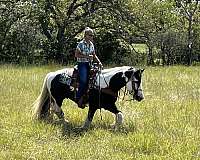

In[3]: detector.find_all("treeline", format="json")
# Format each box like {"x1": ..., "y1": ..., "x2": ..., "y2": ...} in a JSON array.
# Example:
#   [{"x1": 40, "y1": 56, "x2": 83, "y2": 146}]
[{"x1": 0, "y1": 0, "x2": 199, "y2": 66}]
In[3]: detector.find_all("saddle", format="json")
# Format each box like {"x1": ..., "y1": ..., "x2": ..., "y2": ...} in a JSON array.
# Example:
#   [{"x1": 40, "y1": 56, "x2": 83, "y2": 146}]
[
  {"x1": 70, "y1": 63, "x2": 100, "y2": 99},
  {"x1": 70, "y1": 64, "x2": 117, "y2": 99}
]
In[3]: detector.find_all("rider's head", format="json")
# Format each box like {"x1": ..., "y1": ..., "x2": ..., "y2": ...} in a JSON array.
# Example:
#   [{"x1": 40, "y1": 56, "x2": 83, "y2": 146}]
[{"x1": 84, "y1": 27, "x2": 94, "y2": 42}]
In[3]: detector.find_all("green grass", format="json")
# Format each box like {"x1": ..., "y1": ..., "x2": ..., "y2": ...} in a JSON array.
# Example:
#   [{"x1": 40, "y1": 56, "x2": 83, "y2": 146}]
[
  {"x1": 0, "y1": 65, "x2": 200, "y2": 159},
  {"x1": 132, "y1": 44, "x2": 147, "y2": 53}
]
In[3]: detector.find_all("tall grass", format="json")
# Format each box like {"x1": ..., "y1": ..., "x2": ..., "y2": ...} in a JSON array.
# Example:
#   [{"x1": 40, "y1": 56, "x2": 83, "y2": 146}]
[{"x1": 0, "y1": 65, "x2": 200, "y2": 159}]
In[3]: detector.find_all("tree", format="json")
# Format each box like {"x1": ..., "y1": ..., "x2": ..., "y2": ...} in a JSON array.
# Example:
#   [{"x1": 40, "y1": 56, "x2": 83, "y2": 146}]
[
  {"x1": 0, "y1": 0, "x2": 199, "y2": 65},
  {"x1": 0, "y1": 0, "x2": 41, "y2": 63},
  {"x1": 31, "y1": 0, "x2": 131, "y2": 63},
  {"x1": 122, "y1": 0, "x2": 175, "y2": 65},
  {"x1": 175, "y1": 0, "x2": 200, "y2": 65}
]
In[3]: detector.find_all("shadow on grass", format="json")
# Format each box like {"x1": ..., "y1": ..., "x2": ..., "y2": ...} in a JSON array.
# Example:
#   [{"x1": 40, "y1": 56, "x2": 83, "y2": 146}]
[
  {"x1": 60, "y1": 121, "x2": 88, "y2": 137},
  {"x1": 61, "y1": 121, "x2": 137, "y2": 137},
  {"x1": 39, "y1": 118, "x2": 137, "y2": 138},
  {"x1": 92, "y1": 122, "x2": 137, "y2": 135},
  {"x1": 44, "y1": 119, "x2": 88, "y2": 137}
]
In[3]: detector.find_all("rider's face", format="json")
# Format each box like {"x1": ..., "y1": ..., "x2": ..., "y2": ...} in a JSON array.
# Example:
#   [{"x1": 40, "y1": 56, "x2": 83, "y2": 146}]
[{"x1": 85, "y1": 31, "x2": 94, "y2": 41}]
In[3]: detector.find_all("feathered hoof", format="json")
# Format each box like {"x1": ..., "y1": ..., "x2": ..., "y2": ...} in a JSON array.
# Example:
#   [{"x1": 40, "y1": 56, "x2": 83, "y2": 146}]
[
  {"x1": 73, "y1": 126, "x2": 88, "y2": 133},
  {"x1": 64, "y1": 119, "x2": 69, "y2": 123},
  {"x1": 110, "y1": 123, "x2": 117, "y2": 130},
  {"x1": 110, "y1": 123, "x2": 123, "y2": 131}
]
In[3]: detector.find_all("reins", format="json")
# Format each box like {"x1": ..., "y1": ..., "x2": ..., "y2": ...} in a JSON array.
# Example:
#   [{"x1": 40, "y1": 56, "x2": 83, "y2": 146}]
[
  {"x1": 98, "y1": 67, "x2": 102, "y2": 120},
  {"x1": 93, "y1": 67, "x2": 143, "y2": 119},
  {"x1": 101, "y1": 71, "x2": 109, "y2": 87},
  {"x1": 118, "y1": 72, "x2": 143, "y2": 102}
]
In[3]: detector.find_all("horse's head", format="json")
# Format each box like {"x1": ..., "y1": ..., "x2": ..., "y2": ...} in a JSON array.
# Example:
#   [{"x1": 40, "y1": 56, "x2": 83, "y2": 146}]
[
  {"x1": 125, "y1": 68, "x2": 144, "y2": 102},
  {"x1": 98, "y1": 66, "x2": 144, "y2": 101}
]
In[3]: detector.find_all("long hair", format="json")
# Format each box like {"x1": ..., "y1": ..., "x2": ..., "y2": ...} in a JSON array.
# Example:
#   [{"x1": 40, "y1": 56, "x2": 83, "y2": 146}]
[{"x1": 32, "y1": 74, "x2": 49, "y2": 120}]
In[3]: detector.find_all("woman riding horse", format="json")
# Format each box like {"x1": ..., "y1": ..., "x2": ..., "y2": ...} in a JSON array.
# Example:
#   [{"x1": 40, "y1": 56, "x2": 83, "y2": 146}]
[
  {"x1": 32, "y1": 66, "x2": 144, "y2": 129},
  {"x1": 75, "y1": 27, "x2": 102, "y2": 108}
]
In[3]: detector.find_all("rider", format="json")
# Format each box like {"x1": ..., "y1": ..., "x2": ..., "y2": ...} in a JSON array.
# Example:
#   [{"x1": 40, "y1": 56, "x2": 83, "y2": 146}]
[{"x1": 75, "y1": 27, "x2": 103, "y2": 108}]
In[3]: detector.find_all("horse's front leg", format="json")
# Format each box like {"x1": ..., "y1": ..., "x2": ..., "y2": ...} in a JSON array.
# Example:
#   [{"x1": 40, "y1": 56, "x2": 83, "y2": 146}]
[
  {"x1": 106, "y1": 105, "x2": 124, "y2": 129},
  {"x1": 81, "y1": 107, "x2": 97, "y2": 129},
  {"x1": 113, "y1": 112, "x2": 124, "y2": 127}
]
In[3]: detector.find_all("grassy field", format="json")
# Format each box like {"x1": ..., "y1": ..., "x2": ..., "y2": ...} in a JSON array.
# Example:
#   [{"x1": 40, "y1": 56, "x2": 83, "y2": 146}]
[{"x1": 0, "y1": 65, "x2": 200, "y2": 160}]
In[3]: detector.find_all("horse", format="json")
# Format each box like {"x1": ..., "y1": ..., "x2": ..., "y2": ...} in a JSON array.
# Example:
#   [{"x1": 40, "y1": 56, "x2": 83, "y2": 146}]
[{"x1": 32, "y1": 66, "x2": 144, "y2": 129}]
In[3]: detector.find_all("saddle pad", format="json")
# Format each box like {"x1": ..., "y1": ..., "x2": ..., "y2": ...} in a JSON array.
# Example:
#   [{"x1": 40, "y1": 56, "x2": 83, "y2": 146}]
[{"x1": 59, "y1": 73, "x2": 72, "y2": 85}]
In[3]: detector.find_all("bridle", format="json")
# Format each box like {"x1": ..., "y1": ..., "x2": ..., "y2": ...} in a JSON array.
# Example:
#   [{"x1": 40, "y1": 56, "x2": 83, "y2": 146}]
[
  {"x1": 120, "y1": 71, "x2": 142, "y2": 101},
  {"x1": 94, "y1": 68, "x2": 143, "y2": 101}
]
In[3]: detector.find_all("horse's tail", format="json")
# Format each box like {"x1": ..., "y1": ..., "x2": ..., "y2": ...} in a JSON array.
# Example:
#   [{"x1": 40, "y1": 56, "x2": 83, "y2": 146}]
[{"x1": 32, "y1": 74, "x2": 50, "y2": 120}]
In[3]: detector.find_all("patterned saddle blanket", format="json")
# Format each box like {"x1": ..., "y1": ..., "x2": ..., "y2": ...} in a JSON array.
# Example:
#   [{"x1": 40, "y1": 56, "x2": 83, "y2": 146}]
[{"x1": 58, "y1": 64, "x2": 100, "y2": 90}]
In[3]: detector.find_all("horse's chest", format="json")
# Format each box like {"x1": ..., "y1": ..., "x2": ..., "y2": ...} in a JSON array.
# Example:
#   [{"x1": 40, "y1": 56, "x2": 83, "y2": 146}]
[{"x1": 89, "y1": 89, "x2": 117, "y2": 107}]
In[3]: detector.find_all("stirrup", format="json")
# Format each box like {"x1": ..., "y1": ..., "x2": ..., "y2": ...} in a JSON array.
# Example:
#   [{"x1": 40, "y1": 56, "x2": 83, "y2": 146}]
[{"x1": 77, "y1": 97, "x2": 85, "y2": 109}]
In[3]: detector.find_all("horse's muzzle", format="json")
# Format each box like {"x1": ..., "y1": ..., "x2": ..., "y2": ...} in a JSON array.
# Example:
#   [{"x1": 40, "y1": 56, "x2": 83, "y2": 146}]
[{"x1": 133, "y1": 90, "x2": 144, "y2": 102}]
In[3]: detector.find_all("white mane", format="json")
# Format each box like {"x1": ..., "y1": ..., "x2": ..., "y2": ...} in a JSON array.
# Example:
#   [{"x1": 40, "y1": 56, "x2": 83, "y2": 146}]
[{"x1": 96, "y1": 66, "x2": 134, "y2": 88}]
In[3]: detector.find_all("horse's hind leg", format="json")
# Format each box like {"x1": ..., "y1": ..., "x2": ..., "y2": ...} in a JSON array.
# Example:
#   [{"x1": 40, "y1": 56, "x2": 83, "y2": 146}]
[
  {"x1": 40, "y1": 97, "x2": 50, "y2": 119},
  {"x1": 50, "y1": 96, "x2": 66, "y2": 121}
]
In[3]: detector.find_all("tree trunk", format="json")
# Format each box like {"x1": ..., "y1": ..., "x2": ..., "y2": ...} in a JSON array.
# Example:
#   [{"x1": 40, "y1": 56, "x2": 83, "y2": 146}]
[
  {"x1": 56, "y1": 26, "x2": 65, "y2": 63},
  {"x1": 187, "y1": 14, "x2": 193, "y2": 65},
  {"x1": 147, "y1": 45, "x2": 154, "y2": 65},
  {"x1": 160, "y1": 41, "x2": 166, "y2": 66}
]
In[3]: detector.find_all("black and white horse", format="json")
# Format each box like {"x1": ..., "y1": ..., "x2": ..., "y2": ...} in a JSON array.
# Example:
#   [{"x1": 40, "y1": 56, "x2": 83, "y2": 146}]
[{"x1": 33, "y1": 66, "x2": 144, "y2": 129}]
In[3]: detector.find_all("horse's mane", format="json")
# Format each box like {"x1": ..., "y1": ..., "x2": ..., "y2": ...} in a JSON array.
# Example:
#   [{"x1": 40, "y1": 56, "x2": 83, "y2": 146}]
[
  {"x1": 96, "y1": 66, "x2": 134, "y2": 88},
  {"x1": 101, "y1": 66, "x2": 133, "y2": 75}
]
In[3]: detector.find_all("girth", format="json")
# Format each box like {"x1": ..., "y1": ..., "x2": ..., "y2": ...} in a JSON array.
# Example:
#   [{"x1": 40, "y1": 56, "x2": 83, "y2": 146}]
[{"x1": 101, "y1": 87, "x2": 118, "y2": 98}]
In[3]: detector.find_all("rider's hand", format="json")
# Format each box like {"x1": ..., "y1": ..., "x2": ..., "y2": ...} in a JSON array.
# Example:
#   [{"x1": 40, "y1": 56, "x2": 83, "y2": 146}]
[
  {"x1": 88, "y1": 55, "x2": 93, "y2": 61},
  {"x1": 99, "y1": 62, "x2": 103, "y2": 69}
]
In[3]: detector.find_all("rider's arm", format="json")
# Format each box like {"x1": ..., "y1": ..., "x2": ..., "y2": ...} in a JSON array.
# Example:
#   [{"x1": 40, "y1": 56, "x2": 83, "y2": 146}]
[
  {"x1": 75, "y1": 48, "x2": 91, "y2": 59},
  {"x1": 92, "y1": 51, "x2": 103, "y2": 67}
]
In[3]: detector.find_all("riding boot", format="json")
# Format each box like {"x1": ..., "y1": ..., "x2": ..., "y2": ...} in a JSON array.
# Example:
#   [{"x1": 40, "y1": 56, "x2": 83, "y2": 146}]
[{"x1": 77, "y1": 96, "x2": 85, "y2": 109}]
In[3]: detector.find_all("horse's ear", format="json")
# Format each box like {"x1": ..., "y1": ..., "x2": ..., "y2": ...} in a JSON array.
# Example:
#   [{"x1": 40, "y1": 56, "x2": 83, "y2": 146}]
[
  {"x1": 125, "y1": 70, "x2": 133, "y2": 79},
  {"x1": 128, "y1": 67, "x2": 134, "y2": 70},
  {"x1": 141, "y1": 69, "x2": 145, "y2": 73}
]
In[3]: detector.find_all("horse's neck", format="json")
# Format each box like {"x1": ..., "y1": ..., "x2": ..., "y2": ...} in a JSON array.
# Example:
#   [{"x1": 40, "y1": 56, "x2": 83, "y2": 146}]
[
  {"x1": 96, "y1": 70, "x2": 120, "y2": 88},
  {"x1": 96, "y1": 66, "x2": 131, "y2": 89},
  {"x1": 101, "y1": 66, "x2": 129, "y2": 74}
]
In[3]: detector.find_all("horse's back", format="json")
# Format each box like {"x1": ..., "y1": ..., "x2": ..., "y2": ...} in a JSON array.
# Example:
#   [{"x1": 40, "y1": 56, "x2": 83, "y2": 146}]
[{"x1": 46, "y1": 68, "x2": 73, "y2": 92}]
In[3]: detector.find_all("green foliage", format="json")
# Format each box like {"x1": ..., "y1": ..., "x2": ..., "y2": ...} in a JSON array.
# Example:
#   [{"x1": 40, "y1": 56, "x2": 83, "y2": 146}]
[
  {"x1": 0, "y1": 0, "x2": 199, "y2": 65},
  {"x1": 95, "y1": 30, "x2": 126, "y2": 64},
  {"x1": 155, "y1": 30, "x2": 188, "y2": 65},
  {"x1": 0, "y1": 65, "x2": 200, "y2": 159}
]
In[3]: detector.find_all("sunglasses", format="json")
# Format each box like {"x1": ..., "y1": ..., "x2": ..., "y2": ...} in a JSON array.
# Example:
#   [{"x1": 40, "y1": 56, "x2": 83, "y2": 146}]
[{"x1": 87, "y1": 34, "x2": 94, "y2": 37}]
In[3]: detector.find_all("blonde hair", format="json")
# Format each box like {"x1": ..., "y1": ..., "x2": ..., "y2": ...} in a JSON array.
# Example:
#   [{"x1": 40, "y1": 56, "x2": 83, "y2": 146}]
[{"x1": 84, "y1": 27, "x2": 93, "y2": 35}]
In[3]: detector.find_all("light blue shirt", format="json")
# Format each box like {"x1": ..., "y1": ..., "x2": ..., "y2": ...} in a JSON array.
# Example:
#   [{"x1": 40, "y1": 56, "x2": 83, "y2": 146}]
[{"x1": 76, "y1": 39, "x2": 94, "y2": 62}]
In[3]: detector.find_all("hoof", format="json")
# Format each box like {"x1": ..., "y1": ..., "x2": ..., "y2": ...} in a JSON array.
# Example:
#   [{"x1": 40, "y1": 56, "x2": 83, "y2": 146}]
[
  {"x1": 110, "y1": 123, "x2": 123, "y2": 130},
  {"x1": 64, "y1": 119, "x2": 69, "y2": 123},
  {"x1": 110, "y1": 124, "x2": 116, "y2": 129},
  {"x1": 74, "y1": 126, "x2": 88, "y2": 133},
  {"x1": 58, "y1": 118, "x2": 69, "y2": 123}
]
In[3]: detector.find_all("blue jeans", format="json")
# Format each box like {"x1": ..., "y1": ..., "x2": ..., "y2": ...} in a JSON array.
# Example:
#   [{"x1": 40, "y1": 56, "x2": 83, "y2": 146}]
[{"x1": 77, "y1": 62, "x2": 90, "y2": 99}]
